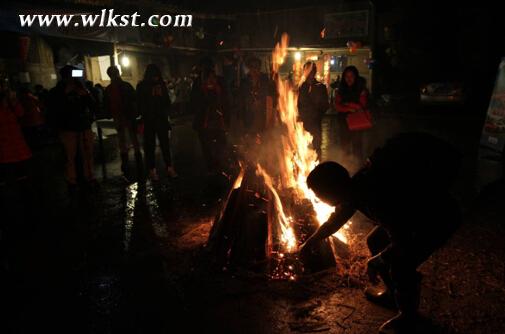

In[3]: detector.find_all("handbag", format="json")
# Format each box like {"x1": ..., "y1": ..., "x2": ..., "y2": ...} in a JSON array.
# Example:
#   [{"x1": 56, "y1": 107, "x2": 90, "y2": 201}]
[{"x1": 346, "y1": 110, "x2": 373, "y2": 131}]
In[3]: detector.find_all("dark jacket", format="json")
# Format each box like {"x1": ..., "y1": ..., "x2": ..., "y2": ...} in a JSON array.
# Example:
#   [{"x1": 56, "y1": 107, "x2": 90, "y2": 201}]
[
  {"x1": 47, "y1": 80, "x2": 95, "y2": 132},
  {"x1": 136, "y1": 79, "x2": 171, "y2": 125},
  {"x1": 328, "y1": 133, "x2": 462, "y2": 250},
  {"x1": 297, "y1": 80, "x2": 329, "y2": 128},
  {"x1": 238, "y1": 73, "x2": 276, "y2": 134},
  {"x1": 191, "y1": 76, "x2": 230, "y2": 131},
  {"x1": 104, "y1": 79, "x2": 137, "y2": 121}
]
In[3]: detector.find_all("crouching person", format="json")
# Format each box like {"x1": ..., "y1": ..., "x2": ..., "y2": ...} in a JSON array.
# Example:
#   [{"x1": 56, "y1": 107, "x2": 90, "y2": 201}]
[{"x1": 300, "y1": 133, "x2": 462, "y2": 334}]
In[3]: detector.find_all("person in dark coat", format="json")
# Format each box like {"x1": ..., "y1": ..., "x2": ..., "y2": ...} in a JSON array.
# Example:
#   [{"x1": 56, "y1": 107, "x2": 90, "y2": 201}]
[
  {"x1": 137, "y1": 64, "x2": 176, "y2": 181},
  {"x1": 47, "y1": 65, "x2": 96, "y2": 191},
  {"x1": 191, "y1": 58, "x2": 231, "y2": 175},
  {"x1": 104, "y1": 66, "x2": 142, "y2": 175},
  {"x1": 238, "y1": 57, "x2": 276, "y2": 138},
  {"x1": 297, "y1": 61, "x2": 329, "y2": 158},
  {"x1": 300, "y1": 133, "x2": 462, "y2": 334}
]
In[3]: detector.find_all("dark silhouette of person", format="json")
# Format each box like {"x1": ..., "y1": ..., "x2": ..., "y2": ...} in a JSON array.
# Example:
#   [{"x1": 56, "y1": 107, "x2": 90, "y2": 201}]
[
  {"x1": 300, "y1": 133, "x2": 462, "y2": 334},
  {"x1": 104, "y1": 66, "x2": 142, "y2": 176},
  {"x1": 47, "y1": 65, "x2": 97, "y2": 192},
  {"x1": 137, "y1": 64, "x2": 177, "y2": 180},
  {"x1": 191, "y1": 57, "x2": 231, "y2": 175},
  {"x1": 297, "y1": 61, "x2": 329, "y2": 159},
  {"x1": 238, "y1": 57, "x2": 276, "y2": 137}
]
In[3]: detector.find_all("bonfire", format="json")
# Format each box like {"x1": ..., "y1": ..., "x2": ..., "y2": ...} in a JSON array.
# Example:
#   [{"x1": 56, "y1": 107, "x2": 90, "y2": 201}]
[{"x1": 207, "y1": 33, "x2": 353, "y2": 279}]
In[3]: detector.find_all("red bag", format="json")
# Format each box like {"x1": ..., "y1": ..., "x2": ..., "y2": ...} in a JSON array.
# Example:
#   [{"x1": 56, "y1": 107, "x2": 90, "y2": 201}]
[{"x1": 346, "y1": 110, "x2": 372, "y2": 131}]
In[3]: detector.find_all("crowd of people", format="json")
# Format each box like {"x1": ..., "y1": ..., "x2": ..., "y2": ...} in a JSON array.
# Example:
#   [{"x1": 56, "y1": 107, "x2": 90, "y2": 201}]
[{"x1": 0, "y1": 56, "x2": 372, "y2": 195}]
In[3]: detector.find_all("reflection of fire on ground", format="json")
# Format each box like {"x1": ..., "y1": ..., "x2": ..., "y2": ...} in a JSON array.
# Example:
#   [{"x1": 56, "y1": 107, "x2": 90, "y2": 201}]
[{"x1": 207, "y1": 33, "x2": 358, "y2": 280}]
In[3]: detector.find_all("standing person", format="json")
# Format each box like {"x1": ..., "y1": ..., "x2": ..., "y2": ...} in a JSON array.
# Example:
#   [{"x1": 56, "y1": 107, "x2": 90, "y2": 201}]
[
  {"x1": 239, "y1": 57, "x2": 276, "y2": 138},
  {"x1": 104, "y1": 66, "x2": 142, "y2": 176},
  {"x1": 300, "y1": 133, "x2": 462, "y2": 334},
  {"x1": 335, "y1": 65, "x2": 370, "y2": 162},
  {"x1": 298, "y1": 61, "x2": 329, "y2": 159},
  {"x1": 18, "y1": 87, "x2": 45, "y2": 149},
  {"x1": 137, "y1": 64, "x2": 176, "y2": 181},
  {"x1": 0, "y1": 88, "x2": 32, "y2": 184},
  {"x1": 47, "y1": 66, "x2": 97, "y2": 192},
  {"x1": 191, "y1": 58, "x2": 230, "y2": 175}
]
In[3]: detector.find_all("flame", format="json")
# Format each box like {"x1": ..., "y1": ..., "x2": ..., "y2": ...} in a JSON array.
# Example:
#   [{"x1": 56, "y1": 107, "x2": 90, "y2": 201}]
[
  {"x1": 256, "y1": 165, "x2": 297, "y2": 253},
  {"x1": 261, "y1": 33, "x2": 349, "y2": 253}
]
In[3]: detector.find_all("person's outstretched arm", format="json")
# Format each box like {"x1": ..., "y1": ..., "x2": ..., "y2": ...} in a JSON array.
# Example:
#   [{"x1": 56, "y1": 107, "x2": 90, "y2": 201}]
[{"x1": 300, "y1": 204, "x2": 355, "y2": 253}]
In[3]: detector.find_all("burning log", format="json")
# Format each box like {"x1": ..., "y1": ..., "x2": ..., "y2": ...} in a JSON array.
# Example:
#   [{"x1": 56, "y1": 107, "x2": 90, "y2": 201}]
[{"x1": 206, "y1": 165, "x2": 336, "y2": 278}]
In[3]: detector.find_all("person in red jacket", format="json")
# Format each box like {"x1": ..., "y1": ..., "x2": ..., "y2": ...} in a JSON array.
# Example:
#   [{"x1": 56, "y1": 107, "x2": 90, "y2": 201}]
[
  {"x1": 334, "y1": 66, "x2": 369, "y2": 162},
  {"x1": 0, "y1": 88, "x2": 32, "y2": 184}
]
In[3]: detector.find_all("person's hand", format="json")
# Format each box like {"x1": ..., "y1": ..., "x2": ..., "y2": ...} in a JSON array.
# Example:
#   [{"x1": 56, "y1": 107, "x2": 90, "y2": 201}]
[{"x1": 367, "y1": 254, "x2": 385, "y2": 284}]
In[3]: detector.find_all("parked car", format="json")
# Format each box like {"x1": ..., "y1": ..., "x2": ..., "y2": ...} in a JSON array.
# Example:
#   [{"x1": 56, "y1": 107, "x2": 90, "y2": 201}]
[{"x1": 420, "y1": 82, "x2": 465, "y2": 104}]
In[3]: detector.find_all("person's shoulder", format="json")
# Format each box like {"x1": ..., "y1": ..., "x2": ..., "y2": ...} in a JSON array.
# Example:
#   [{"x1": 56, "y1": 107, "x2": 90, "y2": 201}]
[
  {"x1": 122, "y1": 81, "x2": 135, "y2": 90},
  {"x1": 136, "y1": 80, "x2": 146, "y2": 90}
]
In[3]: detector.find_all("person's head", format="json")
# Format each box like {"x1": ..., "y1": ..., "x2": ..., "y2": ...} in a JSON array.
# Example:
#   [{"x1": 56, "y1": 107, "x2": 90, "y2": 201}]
[
  {"x1": 94, "y1": 83, "x2": 103, "y2": 90},
  {"x1": 59, "y1": 65, "x2": 76, "y2": 82},
  {"x1": 144, "y1": 64, "x2": 162, "y2": 82},
  {"x1": 342, "y1": 66, "x2": 359, "y2": 88},
  {"x1": 246, "y1": 57, "x2": 262, "y2": 80},
  {"x1": 307, "y1": 161, "x2": 352, "y2": 206},
  {"x1": 303, "y1": 61, "x2": 317, "y2": 81},
  {"x1": 106, "y1": 65, "x2": 121, "y2": 81}
]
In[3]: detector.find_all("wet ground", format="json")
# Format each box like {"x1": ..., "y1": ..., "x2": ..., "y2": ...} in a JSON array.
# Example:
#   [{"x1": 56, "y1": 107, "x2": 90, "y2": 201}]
[{"x1": 1, "y1": 105, "x2": 504, "y2": 334}]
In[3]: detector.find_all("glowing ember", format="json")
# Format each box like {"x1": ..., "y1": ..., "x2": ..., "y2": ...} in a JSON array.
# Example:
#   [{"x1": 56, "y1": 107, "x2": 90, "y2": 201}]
[{"x1": 259, "y1": 33, "x2": 350, "y2": 257}]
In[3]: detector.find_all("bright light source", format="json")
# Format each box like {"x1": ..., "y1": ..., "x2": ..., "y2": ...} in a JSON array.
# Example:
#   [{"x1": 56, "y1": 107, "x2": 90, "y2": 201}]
[
  {"x1": 294, "y1": 51, "x2": 302, "y2": 62},
  {"x1": 121, "y1": 56, "x2": 130, "y2": 67}
]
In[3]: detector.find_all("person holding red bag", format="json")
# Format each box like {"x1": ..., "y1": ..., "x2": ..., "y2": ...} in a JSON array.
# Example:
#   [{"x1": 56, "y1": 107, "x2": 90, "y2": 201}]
[{"x1": 335, "y1": 66, "x2": 371, "y2": 162}]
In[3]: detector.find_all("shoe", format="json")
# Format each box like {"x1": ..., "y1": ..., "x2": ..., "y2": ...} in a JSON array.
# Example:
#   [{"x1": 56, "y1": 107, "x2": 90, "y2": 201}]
[
  {"x1": 379, "y1": 312, "x2": 418, "y2": 334},
  {"x1": 365, "y1": 286, "x2": 396, "y2": 309},
  {"x1": 149, "y1": 168, "x2": 159, "y2": 181},
  {"x1": 166, "y1": 166, "x2": 178, "y2": 178}
]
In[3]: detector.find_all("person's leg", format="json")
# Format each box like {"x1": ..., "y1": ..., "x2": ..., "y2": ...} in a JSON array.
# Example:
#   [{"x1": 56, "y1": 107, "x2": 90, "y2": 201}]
[
  {"x1": 114, "y1": 119, "x2": 129, "y2": 174},
  {"x1": 80, "y1": 129, "x2": 95, "y2": 182},
  {"x1": 350, "y1": 130, "x2": 364, "y2": 163},
  {"x1": 198, "y1": 130, "x2": 214, "y2": 173},
  {"x1": 155, "y1": 123, "x2": 177, "y2": 177},
  {"x1": 143, "y1": 122, "x2": 157, "y2": 178},
  {"x1": 155, "y1": 123, "x2": 172, "y2": 167},
  {"x1": 127, "y1": 121, "x2": 143, "y2": 171},
  {"x1": 115, "y1": 120, "x2": 128, "y2": 155},
  {"x1": 214, "y1": 129, "x2": 230, "y2": 173},
  {"x1": 59, "y1": 131, "x2": 78, "y2": 185},
  {"x1": 367, "y1": 226, "x2": 390, "y2": 256},
  {"x1": 365, "y1": 226, "x2": 396, "y2": 308},
  {"x1": 127, "y1": 120, "x2": 141, "y2": 155}
]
